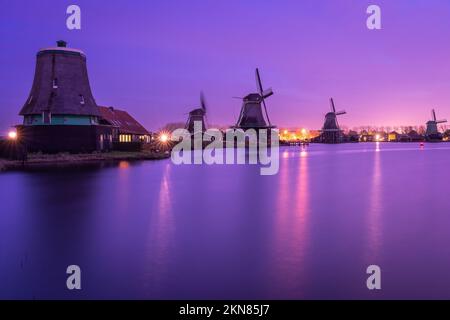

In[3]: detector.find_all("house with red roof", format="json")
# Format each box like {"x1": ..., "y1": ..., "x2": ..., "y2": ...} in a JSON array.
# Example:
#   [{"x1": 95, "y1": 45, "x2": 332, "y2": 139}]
[{"x1": 98, "y1": 106, "x2": 151, "y2": 144}]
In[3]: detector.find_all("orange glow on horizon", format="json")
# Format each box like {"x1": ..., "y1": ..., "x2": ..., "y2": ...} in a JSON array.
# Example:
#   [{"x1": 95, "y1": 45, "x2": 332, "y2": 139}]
[{"x1": 279, "y1": 128, "x2": 310, "y2": 142}]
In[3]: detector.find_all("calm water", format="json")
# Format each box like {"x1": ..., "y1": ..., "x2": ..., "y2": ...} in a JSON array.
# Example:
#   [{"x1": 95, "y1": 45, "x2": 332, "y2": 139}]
[{"x1": 1, "y1": 143, "x2": 450, "y2": 299}]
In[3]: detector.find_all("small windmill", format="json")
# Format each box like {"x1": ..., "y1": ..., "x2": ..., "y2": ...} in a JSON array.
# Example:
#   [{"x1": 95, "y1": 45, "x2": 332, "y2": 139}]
[
  {"x1": 185, "y1": 92, "x2": 208, "y2": 135},
  {"x1": 235, "y1": 68, "x2": 275, "y2": 129},
  {"x1": 320, "y1": 98, "x2": 347, "y2": 143},
  {"x1": 426, "y1": 108, "x2": 447, "y2": 140}
]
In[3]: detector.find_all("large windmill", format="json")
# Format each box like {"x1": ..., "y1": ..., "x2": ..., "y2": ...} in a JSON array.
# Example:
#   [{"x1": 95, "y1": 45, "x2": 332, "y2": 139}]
[
  {"x1": 425, "y1": 108, "x2": 447, "y2": 141},
  {"x1": 185, "y1": 92, "x2": 208, "y2": 135},
  {"x1": 234, "y1": 68, "x2": 275, "y2": 130},
  {"x1": 320, "y1": 98, "x2": 347, "y2": 143}
]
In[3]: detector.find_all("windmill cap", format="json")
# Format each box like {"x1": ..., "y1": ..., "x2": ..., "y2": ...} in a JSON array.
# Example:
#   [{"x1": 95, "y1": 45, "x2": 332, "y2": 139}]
[{"x1": 38, "y1": 41, "x2": 86, "y2": 57}]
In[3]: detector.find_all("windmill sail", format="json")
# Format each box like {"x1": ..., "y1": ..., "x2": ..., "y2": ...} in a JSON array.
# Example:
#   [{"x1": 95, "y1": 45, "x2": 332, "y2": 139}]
[{"x1": 256, "y1": 68, "x2": 272, "y2": 126}]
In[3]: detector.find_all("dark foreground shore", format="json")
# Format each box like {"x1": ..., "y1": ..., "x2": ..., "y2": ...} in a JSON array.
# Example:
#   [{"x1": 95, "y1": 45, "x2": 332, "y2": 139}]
[{"x1": 0, "y1": 151, "x2": 170, "y2": 172}]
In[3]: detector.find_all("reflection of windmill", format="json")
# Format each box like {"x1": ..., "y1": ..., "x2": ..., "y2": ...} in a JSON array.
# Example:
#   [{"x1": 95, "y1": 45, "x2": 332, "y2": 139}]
[
  {"x1": 425, "y1": 108, "x2": 447, "y2": 141},
  {"x1": 234, "y1": 68, "x2": 275, "y2": 129},
  {"x1": 320, "y1": 98, "x2": 347, "y2": 143},
  {"x1": 185, "y1": 92, "x2": 208, "y2": 135}
]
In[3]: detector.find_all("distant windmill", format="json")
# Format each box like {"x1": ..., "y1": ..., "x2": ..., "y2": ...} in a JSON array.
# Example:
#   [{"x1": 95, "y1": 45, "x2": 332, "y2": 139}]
[
  {"x1": 320, "y1": 98, "x2": 347, "y2": 143},
  {"x1": 425, "y1": 108, "x2": 447, "y2": 141},
  {"x1": 185, "y1": 92, "x2": 208, "y2": 135},
  {"x1": 234, "y1": 68, "x2": 275, "y2": 129}
]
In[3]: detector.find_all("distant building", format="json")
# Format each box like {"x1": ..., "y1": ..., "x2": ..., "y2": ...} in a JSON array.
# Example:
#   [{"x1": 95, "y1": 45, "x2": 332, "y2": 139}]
[
  {"x1": 99, "y1": 106, "x2": 151, "y2": 143},
  {"x1": 374, "y1": 131, "x2": 387, "y2": 141},
  {"x1": 388, "y1": 131, "x2": 400, "y2": 142},
  {"x1": 408, "y1": 130, "x2": 424, "y2": 142},
  {"x1": 346, "y1": 130, "x2": 359, "y2": 142},
  {"x1": 444, "y1": 130, "x2": 450, "y2": 141},
  {"x1": 360, "y1": 133, "x2": 373, "y2": 142}
]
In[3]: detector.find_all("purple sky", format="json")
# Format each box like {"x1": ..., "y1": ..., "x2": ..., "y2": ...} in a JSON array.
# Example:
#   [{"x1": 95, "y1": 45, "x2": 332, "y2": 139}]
[{"x1": 2, "y1": 0, "x2": 450, "y2": 133}]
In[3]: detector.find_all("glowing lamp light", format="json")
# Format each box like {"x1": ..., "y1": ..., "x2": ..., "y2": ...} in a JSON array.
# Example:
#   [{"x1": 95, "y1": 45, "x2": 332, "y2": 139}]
[
  {"x1": 8, "y1": 131, "x2": 17, "y2": 140},
  {"x1": 159, "y1": 133, "x2": 169, "y2": 143}
]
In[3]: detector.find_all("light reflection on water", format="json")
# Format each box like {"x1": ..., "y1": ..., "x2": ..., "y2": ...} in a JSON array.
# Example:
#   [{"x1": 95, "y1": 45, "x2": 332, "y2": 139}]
[
  {"x1": 2, "y1": 143, "x2": 450, "y2": 299},
  {"x1": 366, "y1": 144, "x2": 382, "y2": 263},
  {"x1": 144, "y1": 163, "x2": 174, "y2": 296},
  {"x1": 272, "y1": 148, "x2": 310, "y2": 298}
]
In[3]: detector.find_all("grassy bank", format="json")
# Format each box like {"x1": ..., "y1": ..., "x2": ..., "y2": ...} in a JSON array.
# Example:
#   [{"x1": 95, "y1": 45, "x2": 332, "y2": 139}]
[{"x1": 0, "y1": 150, "x2": 170, "y2": 172}]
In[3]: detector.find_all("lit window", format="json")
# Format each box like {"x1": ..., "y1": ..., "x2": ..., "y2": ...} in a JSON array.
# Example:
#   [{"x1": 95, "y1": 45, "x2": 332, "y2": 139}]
[
  {"x1": 80, "y1": 95, "x2": 85, "y2": 105},
  {"x1": 119, "y1": 134, "x2": 131, "y2": 143},
  {"x1": 53, "y1": 78, "x2": 58, "y2": 89},
  {"x1": 120, "y1": 134, "x2": 131, "y2": 142}
]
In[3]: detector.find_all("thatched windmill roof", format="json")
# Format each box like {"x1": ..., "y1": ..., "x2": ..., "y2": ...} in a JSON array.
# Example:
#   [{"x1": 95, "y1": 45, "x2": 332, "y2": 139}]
[{"x1": 19, "y1": 41, "x2": 100, "y2": 117}]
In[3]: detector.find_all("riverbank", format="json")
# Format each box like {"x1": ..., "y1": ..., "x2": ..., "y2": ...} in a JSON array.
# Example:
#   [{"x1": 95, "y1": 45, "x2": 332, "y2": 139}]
[{"x1": 0, "y1": 150, "x2": 170, "y2": 172}]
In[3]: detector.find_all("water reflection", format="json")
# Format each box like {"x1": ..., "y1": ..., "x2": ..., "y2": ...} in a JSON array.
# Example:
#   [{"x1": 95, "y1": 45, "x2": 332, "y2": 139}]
[
  {"x1": 272, "y1": 148, "x2": 310, "y2": 298},
  {"x1": 375, "y1": 141, "x2": 381, "y2": 152},
  {"x1": 118, "y1": 160, "x2": 130, "y2": 170},
  {"x1": 365, "y1": 145, "x2": 383, "y2": 262},
  {"x1": 117, "y1": 161, "x2": 131, "y2": 213},
  {"x1": 143, "y1": 163, "x2": 174, "y2": 295},
  {"x1": 3, "y1": 144, "x2": 450, "y2": 299},
  {"x1": 300, "y1": 146, "x2": 308, "y2": 158}
]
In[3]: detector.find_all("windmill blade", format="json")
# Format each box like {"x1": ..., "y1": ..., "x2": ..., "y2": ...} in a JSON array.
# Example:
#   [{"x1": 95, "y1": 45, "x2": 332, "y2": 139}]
[
  {"x1": 255, "y1": 68, "x2": 273, "y2": 126},
  {"x1": 200, "y1": 92, "x2": 207, "y2": 112},
  {"x1": 261, "y1": 97, "x2": 272, "y2": 127},
  {"x1": 236, "y1": 100, "x2": 246, "y2": 127},
  {"x1": 432, "y1": 109, "x2": 437, "y2": 122},
  {"x1": 184, "y1": 114, "x2": 191, "y2": 130},
  {"x1": 256, "y1": 69, "x2": 274, "y2": 98},
  {"x1": 255, "y1": 68, "x2": 264, "y2": 95},
  {"x1": 200, "y1": 92, "x2": 209, "y2": 129},
  {"x1": 330, "y1": 98, "x2": 336, "y2": 113},
  {"x1": 336, "y1": 110, "x2": 347, "y2": 116},
  {"x1": 262, "y1": 88, "x2": 274, "y2": 99},
  {"x1": 437, "y1": 119, "x2": 448, "y2": 124}
]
